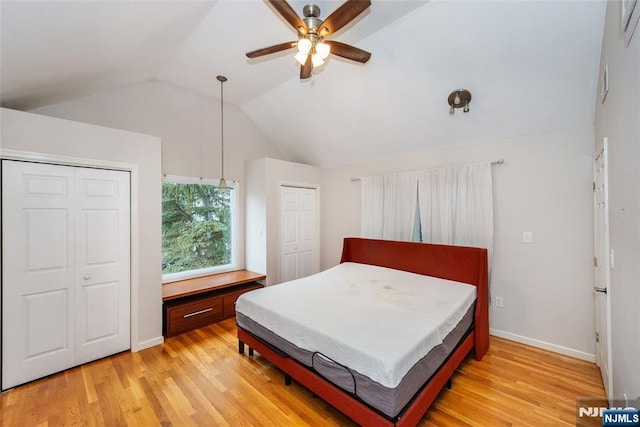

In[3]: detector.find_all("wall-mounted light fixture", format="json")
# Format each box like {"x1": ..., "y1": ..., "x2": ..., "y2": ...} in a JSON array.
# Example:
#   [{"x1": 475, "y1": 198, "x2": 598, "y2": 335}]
[{"x1": 448, "y1": 89, "x2": 472, "y2": 115}]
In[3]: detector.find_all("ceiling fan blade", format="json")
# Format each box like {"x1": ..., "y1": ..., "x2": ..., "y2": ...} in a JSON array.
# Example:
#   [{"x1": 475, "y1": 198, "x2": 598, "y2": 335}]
[
  {"x1": 325, "y1": 41, "x2": 371, "y2": 63},
  {"x1": 319, "y1": 0, "x2": 371, "y2": 36},
  {"x1": 267, "y1": 0, "x2": 307, "y2": 34},
  {"x1": 300, "y1": 53, "x2": 312, "y2": 79},
  {"x1": 246, "y1": 41, "x2": 297, "y2": 59}
]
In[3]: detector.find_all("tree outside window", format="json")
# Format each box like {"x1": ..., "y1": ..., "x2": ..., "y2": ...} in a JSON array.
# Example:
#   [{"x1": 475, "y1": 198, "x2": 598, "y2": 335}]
[{"x1": 162, "y1": 180, "x2": 234, "y2": 277}]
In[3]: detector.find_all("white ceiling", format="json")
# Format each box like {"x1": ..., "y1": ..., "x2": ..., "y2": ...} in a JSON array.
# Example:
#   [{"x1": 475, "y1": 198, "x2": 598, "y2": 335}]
[{"x1": 1, "y1": 0, "x2": 606, "y2": 168}]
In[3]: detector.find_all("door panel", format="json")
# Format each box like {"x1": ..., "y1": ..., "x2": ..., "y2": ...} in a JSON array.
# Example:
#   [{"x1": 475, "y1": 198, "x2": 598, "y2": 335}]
[
  {"x1": 25, "y1": 209, "x2": 69, "y2": 272},
  {"x1": 2, "y1": 161, "x2": 76, "y2": 389},
  {"x1": 24, "y1": 289, "x2": 69, "y2": 359},
  {"x1": 594, "y1": 140, "x2": 612, "y2": 399},
  {"x1": 2, "y1": 161, "x2": 130, "y2": 389},
  {"x1": 280, "y1": 186, "x2": 317, "y2": 283},
  {"x1": 281, "y1": 187, "x2": 299, "y2": 282},
  {"x1": 83, "y1": 210, "x2": 119, "y2": 265},
  {"x1": 82, "y1": 281, "x2": 119, "y2": 343},
  {"x1": 75, "y1": 167, "x2": 130, "y2": 364},
  {"x1": 300, "y1": 250, "x2": 314, "y2": 278}
]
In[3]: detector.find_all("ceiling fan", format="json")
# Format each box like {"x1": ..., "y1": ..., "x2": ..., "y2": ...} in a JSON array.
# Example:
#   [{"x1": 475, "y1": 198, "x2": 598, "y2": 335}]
[{"x1": 246, "y1": 0, "x2": 372, "y2": 79}]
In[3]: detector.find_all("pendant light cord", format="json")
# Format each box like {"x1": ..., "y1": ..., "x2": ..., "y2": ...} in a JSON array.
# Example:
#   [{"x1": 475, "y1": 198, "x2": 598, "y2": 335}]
[
  {"x1": 217, "y1": 75, "x2": 227, "y2": 184},
  {"x1": 220, "y1": 78, "x2": 224, "y2": 180}
]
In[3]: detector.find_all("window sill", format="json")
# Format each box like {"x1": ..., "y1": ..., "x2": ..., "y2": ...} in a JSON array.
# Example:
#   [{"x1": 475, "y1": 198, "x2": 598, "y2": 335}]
[{"x1": 162, "y1": 270, "x2": 266, "y2": 302}]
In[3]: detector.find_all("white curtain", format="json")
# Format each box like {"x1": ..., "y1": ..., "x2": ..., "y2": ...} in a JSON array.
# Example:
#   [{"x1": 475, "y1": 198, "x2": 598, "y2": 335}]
[
  {"x1": 361, "y1": 172, "x2": 417, "y2": 241},
  {"x1": 417, "y1": 163, "x2": 493, "y2": 268},
  {"x1": 360, "y1": 163, "x2": 493, "y2": 270}
]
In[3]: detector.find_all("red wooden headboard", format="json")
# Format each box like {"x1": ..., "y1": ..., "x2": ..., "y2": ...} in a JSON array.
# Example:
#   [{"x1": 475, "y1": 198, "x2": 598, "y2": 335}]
[{"x1": 340, "y1": 237, "x2": 489, "y2": 359}]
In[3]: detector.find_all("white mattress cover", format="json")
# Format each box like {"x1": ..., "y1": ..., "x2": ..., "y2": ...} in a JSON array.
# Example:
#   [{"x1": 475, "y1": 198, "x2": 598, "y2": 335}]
[{"x1": 236, "y1": 262, "x2": 476, "y2": 388}]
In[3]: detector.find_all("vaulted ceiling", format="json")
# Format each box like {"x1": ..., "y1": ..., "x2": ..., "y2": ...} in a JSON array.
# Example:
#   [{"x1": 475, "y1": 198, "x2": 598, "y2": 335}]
[{"x1": 1, "y1": 0, "x2": 606, "y2": 167}]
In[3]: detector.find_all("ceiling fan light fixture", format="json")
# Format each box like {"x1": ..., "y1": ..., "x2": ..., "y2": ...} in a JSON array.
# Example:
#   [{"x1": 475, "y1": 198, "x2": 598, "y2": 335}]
[
  {"x1": 295, "y1": 51, "x2": 308, "y2": 65},
  {"x1": 245, "y1": 1, "x2": 372, "y2": 79},
  {"x1": 316, "y1": 42, "x2": 330, "y2": 59},
  {"x1": 312, "y1": 52, "x2": 325, "y2": 67},
  {"x1": 297, "y1": 38, "x2": 312, "y2": 54}
]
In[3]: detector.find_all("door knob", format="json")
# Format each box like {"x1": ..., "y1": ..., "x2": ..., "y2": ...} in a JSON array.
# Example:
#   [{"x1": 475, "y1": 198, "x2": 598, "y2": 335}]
[{"x1": 83, "y1": 275, "x2": 90, "y2": 280}]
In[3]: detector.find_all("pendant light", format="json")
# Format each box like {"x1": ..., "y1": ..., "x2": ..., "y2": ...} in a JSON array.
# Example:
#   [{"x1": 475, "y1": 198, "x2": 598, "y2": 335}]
[{"x1": 217, "y1": 75, "x2": 231, "y2": 190}]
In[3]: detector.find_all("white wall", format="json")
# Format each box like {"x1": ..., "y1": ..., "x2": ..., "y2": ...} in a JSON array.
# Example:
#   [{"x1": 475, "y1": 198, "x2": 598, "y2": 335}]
[
  {"x1": 246, "y1": 158, "x2": 322, "y2": 286},
  {"x1": 321, "y1": 126, "x2": 595, "y2": 360},
  {"x1": 594, "y1": 1, "x2": 640, "y2": 402},
  {"x1": 1, "y1": 107, "x2": 163, "y2": 351},
  {"x1": 32, "y1": 80, "x2": 287, "y2": 270},
  {"x1": 33, "y1": 81, "x2": 283, "y2": 179},
  {"x1": 245, "y1": 158, "x2": 267, "y2": 276}
]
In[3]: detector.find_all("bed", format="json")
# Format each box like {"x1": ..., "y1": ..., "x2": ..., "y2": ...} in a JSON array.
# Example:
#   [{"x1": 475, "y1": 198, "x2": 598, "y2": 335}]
[{"x1": 236, "y1": 237, "x2": 489, "y2": 426}]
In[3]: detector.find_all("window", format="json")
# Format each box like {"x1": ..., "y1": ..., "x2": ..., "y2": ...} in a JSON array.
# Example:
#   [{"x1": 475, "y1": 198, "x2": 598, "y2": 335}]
[{"x1": 162, "y1": 176, "x2": 238, "y2": 283}]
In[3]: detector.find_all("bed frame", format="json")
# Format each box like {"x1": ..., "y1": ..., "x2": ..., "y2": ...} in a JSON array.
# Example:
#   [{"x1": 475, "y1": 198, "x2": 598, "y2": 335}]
[{"x1": 237, "y1": 237, "x2": 489, "y2": 426}]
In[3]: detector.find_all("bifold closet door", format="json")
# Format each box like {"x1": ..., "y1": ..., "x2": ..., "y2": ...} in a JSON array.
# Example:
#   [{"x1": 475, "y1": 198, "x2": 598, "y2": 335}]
[
  {"x1": 2, "y1": 160, "x2": 130, "y2": 389},
  {"x1": 281, "y1": 186, "x2": 317, "y2": 283}
]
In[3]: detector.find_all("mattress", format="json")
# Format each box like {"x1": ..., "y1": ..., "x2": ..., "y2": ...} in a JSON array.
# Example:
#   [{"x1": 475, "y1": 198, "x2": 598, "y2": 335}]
[{"x1": 235, "y1": 262, "x2": 477, "y2": 418}]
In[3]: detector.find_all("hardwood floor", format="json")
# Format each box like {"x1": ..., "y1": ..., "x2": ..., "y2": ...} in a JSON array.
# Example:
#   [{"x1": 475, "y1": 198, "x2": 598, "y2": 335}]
[{"x1": 1, "y1": 318, "x2": 605, "y2": 426}]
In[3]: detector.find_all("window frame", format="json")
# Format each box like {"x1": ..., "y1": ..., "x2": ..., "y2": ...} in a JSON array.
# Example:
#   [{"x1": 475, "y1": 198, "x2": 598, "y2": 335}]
[{"x1": 161, "y1": 174, "x2": 239, "y2": 284}]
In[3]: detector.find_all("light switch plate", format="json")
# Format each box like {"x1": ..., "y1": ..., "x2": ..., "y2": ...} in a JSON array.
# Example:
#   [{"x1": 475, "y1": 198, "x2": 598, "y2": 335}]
[{"x1": 523, "y1": 231, "x2": 533, "y2": 243}]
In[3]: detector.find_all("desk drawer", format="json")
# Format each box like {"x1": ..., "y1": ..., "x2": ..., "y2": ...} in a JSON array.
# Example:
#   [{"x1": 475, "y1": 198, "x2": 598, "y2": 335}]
[
  {"x1": 222, "y1": 284, "x2": 263, "y2": 318},
  {"x1": 165, "y1": 296, "x2": 223, "y2": 337}
]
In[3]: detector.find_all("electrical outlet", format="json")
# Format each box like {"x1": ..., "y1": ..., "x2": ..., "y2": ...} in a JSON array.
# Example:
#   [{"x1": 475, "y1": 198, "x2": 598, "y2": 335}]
[{"x1": 495, "y1": 297, "x2": 504, "y2": 307}]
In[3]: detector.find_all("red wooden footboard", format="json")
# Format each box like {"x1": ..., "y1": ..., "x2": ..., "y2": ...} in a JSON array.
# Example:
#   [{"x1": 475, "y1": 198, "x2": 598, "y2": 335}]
[{"x1": 238, "y1": 237, "x2": 489, "y2": 426}]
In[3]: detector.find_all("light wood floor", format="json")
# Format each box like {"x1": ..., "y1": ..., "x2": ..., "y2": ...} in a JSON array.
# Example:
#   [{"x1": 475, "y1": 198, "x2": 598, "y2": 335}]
[{"x1": 1, "y1": 318, "x2": 605, "y2": 426}]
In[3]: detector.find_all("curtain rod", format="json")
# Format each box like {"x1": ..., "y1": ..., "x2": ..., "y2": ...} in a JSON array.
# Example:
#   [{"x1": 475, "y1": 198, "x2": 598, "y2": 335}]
[{"x1": 350, "y1": 159, "x2": 505, "y2": 182}]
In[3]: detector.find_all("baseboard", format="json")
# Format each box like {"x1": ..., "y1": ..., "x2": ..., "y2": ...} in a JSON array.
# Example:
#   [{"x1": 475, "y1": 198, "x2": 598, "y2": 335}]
[
  {"x1": 132, "y1": 336, "x2": 164, "y2": 352},
  {"x1": 489, "y1": 328, "x2": 596, "y2": 363}
]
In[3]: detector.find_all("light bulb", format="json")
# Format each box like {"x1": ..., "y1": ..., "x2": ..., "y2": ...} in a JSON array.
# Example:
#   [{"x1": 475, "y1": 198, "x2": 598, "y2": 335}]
[
  {"x1": 316, "y1": 42, "x2": 330, "y2": 59},
  {"x1": 312, "y1": 52, "x2": 324, "y2": 67},
  {"x1": 463, "y1": 102, "x2": 470, "y2": 113},
  {"x1": 449, "y1": 106, "x2": 455, "y2": 115},
  {"x1": 454, "y1": 93, "x2": 461, "y2": 105},
  {"x1": 297, "y1": 38, "x2": 311, "y2": 55},
  {"x1": 295, "y1": 52, "x2": 308, "y2": 65}
]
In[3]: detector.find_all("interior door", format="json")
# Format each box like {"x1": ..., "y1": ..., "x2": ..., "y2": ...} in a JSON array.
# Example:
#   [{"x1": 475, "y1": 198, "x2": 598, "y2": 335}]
[
  {"x1": 75, "y1": 167, "x2": 130, "y2": 364},
  {"x1": 281, "y1": 186, "x2": 317, "y2": 283},
  {"x1": 593, "y1": 140, "x2": 612, "y2": 399},
  {"x1": 2, "y1": 161, "x2": 130, "y2": 389},
  {"x1": 2, "y1": 161, "x2": 76, "y2": 388}
]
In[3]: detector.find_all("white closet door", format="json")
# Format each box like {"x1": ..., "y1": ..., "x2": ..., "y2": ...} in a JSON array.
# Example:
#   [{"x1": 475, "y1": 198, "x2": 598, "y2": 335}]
[
  {"x1": 281, "y1": 186, "x2": 317, "y2": 283},
  {"x1": 2, "y1": 161, "x2": 76, "y2": 389},
  {"x1": 2, "y1": 161, "x2": 130, "y2": 389},
  {"x1": 75, "y1": 167, "x2": 130, "y2": 364}
]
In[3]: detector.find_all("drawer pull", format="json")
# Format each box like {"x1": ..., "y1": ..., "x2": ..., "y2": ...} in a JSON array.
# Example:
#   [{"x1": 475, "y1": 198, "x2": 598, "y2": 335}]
[{"x1": 183, "y1": 308, "x2": 213, "y2": 318}]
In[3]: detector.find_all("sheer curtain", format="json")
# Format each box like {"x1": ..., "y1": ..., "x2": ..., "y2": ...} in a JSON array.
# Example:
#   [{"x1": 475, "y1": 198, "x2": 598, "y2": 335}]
[
  {"x1": 361, "y1": 172, "x2": 418, "y2": 241},
  {"x1": 360, "y1": 163, "x2": 493, "y2": 269},
  {"x1": 417, "y1": 163, "x2": 493, "y2": 268}
]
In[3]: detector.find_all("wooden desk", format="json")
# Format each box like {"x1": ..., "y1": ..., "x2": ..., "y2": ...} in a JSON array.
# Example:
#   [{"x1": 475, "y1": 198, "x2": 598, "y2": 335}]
[{"x1": 163, "y1": 270, "x2": 265, "y2": 337}]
